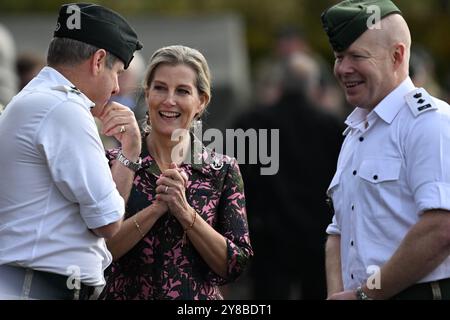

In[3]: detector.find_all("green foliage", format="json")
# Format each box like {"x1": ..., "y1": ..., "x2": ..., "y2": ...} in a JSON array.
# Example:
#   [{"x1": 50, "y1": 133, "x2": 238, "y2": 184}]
[{"x1": 1, "y1": 0, "x2": 449, "y2": 80}]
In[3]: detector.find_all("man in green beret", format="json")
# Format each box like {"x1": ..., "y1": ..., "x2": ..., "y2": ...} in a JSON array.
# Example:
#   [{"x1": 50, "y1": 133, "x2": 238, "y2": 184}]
[
  {"x1": 321, "y1": 0, "x2": 450, "y2": 300},
  {"x1": 0, "y1": 3, "x2": 143, "y2": 299}
]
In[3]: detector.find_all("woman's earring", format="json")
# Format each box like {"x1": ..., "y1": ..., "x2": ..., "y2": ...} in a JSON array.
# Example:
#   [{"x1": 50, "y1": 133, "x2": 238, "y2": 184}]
[
  {"x1": 140, "y1": 111, "x2": 152, "y2": 135},
  {"x1": 191, "y1": 119, "x2": 203, "y2": 137}
]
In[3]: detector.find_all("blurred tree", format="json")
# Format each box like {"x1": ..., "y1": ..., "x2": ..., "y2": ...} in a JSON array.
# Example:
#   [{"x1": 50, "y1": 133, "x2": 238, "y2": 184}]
[{"x1": 0, "y1": 0, "x2": 448, "y2": 83}]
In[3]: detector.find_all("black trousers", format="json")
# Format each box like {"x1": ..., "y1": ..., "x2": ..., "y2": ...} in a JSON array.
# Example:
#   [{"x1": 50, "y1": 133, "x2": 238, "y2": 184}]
[
  {"x1": 0, "y1": 264, "x2": 97, "y2": 300},
  {"x1": 392, "y1": 278, "x2": 450, "y2": 300}
]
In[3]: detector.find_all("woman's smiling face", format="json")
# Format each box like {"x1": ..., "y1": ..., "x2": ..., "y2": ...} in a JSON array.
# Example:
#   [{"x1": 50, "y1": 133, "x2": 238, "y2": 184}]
[{"x1": 146, "y1": 64, "x2": 206, "y2": 137}]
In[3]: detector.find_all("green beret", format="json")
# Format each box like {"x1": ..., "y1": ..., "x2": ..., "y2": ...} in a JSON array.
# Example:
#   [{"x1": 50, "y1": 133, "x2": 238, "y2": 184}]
[
  {"x1": 321, "y1": 0, "x2": 402, "y2": 52},
  {"x1": 54, "y1": 3, "x2": 143, "y2": 69}
]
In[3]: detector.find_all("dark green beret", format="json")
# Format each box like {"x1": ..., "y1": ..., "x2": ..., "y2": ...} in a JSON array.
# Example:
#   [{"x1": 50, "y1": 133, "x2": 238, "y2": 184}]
[
  {"x1": 321, "y1": 0, "x2": 402, "y2": 52},
  {"x1": 54, "y1": 3, "x2": 143, "y2": 69}
]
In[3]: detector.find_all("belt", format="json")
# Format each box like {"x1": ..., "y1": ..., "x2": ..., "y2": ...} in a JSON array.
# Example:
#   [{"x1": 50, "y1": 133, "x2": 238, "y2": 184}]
[
  {"x1": 392, "y1": 278, "x2": 450, "y2": 300},
  {"x1": 0, "y1": 264, "x2": 97, "y2": 300}
]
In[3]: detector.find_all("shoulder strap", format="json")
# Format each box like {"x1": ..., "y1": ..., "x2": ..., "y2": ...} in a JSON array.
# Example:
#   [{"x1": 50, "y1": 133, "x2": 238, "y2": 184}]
[{"x1": 405, "y1": 88, "x2": 437, "y2": 117}]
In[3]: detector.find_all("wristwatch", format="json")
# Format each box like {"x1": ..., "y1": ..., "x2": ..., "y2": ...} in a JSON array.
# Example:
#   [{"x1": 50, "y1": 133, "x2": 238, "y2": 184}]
[
  {"x1": 116, "y1": 150, "x2": 142, "y2": 172},
  {"x1": 355, "y1": 286, "x2": 373, "y2": 300}
]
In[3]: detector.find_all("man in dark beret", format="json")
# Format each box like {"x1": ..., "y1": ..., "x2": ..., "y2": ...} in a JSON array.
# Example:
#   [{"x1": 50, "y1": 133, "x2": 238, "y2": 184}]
[
  {"x1": 0, "y1": 3, "x2": 143, "y2": 299},
  {"x1": 321, "y1": 0, "x2": 450, "y2": 300}
]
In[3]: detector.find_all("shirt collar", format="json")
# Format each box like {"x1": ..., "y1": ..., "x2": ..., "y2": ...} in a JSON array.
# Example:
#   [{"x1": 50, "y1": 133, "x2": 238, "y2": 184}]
[
  {"x1": 34, "y1": 66, "x2": 95, "y2": 109},
  {"x1": 343, "y1": 77, "x2": 416, "y2": 135},
  {"x1": 373, "y1": 77, "x2": 416, "y2": 124},
  {"x1": 344, "y1": 108, "x2": 369, "y2": 130}
]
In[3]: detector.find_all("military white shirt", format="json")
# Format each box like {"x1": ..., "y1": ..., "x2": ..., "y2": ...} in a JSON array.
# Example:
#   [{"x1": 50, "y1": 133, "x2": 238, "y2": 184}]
[
  {"x1": 0, "y1": 67, "x2": 124, "y2": 286},
  {"x1": 327, "y1": 77, "x2": 450, "y2": 290}
]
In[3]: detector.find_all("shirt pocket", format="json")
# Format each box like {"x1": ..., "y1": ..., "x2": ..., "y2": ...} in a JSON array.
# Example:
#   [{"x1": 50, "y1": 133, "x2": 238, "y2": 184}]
[
  {"x1": 357, "y1": 158, "x2": 402, "y2": 219},
  {"x1": 327, "y1": 169, "x2": 342, "y2": 195},
  {"x1": 327, "y1": 169, "x2": 342, "y2": 218},
  {"x1": 327, "y1": 169, "x2": 342, "y2": 191},
  {"x1": 358, "y1": 158, "x2": 401, "y2": 183}
]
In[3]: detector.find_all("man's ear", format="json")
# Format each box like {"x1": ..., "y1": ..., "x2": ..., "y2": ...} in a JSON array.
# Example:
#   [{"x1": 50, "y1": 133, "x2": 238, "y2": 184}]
[
  {"x1": 392, "y1": 43, "x2": 406, "y2": 69},
  {"x1": 90, "y1": 49, "x2": 107, "y2": 75}
]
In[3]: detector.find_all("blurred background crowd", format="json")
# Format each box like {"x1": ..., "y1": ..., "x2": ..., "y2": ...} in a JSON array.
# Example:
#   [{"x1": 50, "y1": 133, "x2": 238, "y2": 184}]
[{"x1": 1, "y1": 0, "x2": 449, "y2": 299}]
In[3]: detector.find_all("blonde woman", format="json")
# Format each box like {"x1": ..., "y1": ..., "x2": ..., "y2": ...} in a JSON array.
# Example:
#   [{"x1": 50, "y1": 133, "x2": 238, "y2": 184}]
[{"x1": 101, "y1": 45, "x2": 253, "y2": 300}]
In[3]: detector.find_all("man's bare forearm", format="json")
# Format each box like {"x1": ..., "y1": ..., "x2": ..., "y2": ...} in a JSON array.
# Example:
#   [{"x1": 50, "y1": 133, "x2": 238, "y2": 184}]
[{"x1": 326, "y1": 234, "x2": 343, "y2": 297}]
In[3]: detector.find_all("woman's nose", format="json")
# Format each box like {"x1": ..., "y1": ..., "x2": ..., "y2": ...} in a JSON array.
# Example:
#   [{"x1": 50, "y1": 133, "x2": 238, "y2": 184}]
[{"x1": 163, "y1": 91, "x2": 177, "y2": 105}]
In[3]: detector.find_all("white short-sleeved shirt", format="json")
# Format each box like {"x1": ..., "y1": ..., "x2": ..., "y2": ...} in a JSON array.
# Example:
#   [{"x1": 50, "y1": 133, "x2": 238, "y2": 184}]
[
  {"x1": 0, "y1": 67, "x2": 124, "y2": 286},
  {"x1": 327, "y1": 77, "x2": 450, "y2": 290}
]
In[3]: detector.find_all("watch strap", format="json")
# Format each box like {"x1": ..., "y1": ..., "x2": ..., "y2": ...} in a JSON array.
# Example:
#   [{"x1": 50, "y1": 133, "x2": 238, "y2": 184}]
[
  {"x1": 116, "y1": 150, "x2": 142, "y2": 172},
  {"x1": 355, "y1": 286, "x2": 373, "y2": 300}
]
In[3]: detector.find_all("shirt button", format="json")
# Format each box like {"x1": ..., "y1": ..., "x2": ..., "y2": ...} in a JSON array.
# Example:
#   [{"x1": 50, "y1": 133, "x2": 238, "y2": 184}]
[
  {"x1": 373, "y1": 175, "x2": 379, "y2": 181},
  {"x1": 353, "y1": 170, "x2": 357, "y2": 176},
  {"x1": 351, "y1": 241, "x2": 354, "y2": 246},
  {"x1": 351, "y1": 274, "x2": 354, "y2": 279},
  {"x1": 351, "y1": 205, "x2": 355, "y2": 211},
  {"x1": 359, "y1": 137, "x2": 364, "y2": 142}
]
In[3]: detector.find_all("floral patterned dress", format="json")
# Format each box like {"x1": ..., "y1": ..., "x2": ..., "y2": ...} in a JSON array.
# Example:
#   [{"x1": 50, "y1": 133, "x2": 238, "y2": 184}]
[{"x1": 100, "y1": 136, "x2": 253, "y2": 300}]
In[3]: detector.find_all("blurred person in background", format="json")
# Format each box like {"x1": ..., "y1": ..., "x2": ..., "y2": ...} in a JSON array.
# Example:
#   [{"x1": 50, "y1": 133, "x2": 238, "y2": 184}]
[
  {"x1": 235, "y1": 49, "x2": 344, "y2": 300},
  {"x1": 443, "y1": 72, "x2": 450, "y2": 104},
  {"x1": 252, "y1": 25, "x2": 310, "y2": 108},
  {"x1": 16, "y1": 52, "x2": 46, "y2": 91},
  {"x1": 253, "y1": 25, "x2": 345, "y2": 118},
  {"x1": 409, "y1": 45, "x2": 443, "y2": 97},
  {"x1": 0, "y1": 24, "x2": 18, "y2": 107}
]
